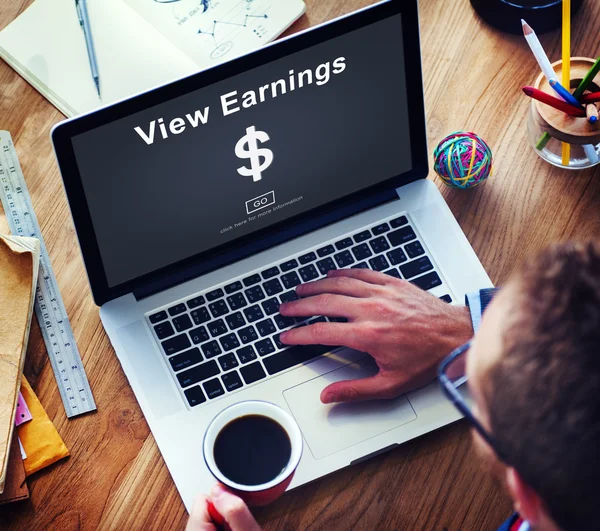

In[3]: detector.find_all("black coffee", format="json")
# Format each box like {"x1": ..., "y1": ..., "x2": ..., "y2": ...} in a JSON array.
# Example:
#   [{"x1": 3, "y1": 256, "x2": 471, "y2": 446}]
[{"x1": 213, "y1": 414, "x2": 291, "y2": 486}]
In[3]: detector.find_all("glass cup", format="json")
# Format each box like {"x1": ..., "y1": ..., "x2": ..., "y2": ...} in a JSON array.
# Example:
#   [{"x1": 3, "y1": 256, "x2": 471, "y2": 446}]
[{"x1": 527, "y1": 57, "x2": 600, "y2": 170}]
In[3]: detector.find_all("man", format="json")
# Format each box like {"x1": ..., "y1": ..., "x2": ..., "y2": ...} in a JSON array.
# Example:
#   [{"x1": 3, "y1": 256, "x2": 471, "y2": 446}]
[{"x1": 187, "y1": 241, "x2": 600, "y2": 531}]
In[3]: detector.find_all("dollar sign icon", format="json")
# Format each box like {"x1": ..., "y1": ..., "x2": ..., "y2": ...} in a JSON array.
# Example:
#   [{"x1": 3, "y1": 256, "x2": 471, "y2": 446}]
[{"x1": 235, "y1": 125, "x2": 274, "y2": 182}]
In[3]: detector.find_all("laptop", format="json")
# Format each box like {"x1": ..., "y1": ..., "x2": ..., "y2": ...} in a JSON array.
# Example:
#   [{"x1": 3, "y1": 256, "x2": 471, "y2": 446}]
[{"x1": 52, "y1": 0, "x2": 492, "y2": 511}]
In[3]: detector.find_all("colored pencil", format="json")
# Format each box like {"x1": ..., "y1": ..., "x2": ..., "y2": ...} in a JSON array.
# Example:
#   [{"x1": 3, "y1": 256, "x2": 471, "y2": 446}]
[
  {"x1": 549, "y1": 79, "x2": 582, "y2": 108},
  {"x1": 522, "y1": 86, "x2": 586, "y2": 116},
  {"x1": 583, "y1": 144, "x2": 599, "y2": 164},
  {"x1": 580, "y1": 92, "x2": 600, "y2": 104},
  {"x1": 573, "y1": 57, "x2": 600, "y2": 100},
  {"x1": 586, "y1": 104, "x2": 599, "y2": 123},
  {"x1": 521, "y1": 20, "x2": 557, "y2": 83},
  {"x1": 561, "y1": 0, "x2": 571, "y2": 165}
]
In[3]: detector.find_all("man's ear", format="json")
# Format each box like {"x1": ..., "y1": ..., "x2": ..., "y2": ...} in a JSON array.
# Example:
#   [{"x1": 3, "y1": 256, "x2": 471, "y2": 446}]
[{"x1": 505, "y1": 467, "x2": 542, "y2": 525}]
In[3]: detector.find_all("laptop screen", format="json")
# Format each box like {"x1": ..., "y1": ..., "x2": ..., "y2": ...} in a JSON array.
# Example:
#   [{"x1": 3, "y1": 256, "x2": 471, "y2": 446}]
[{"x1": 69, "y1": 11, "x2": 413, "y2": 291}]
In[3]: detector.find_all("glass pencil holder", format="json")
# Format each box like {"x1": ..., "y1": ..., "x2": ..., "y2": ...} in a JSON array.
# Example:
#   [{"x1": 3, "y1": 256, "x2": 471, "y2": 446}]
[{"x1": 527, "y1": 57, "x2": 600, "y2": 170}]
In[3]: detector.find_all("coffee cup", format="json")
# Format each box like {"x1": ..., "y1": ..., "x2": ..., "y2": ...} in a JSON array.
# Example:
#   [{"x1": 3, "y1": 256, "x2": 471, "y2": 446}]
[{"x1": 203, "y1": 400, "x2": 303, "y2": 506}]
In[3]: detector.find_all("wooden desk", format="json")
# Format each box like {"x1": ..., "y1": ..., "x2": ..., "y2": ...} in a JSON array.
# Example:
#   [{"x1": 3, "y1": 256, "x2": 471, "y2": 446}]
[{"x1": 1, "y1": 0, "x2": 599, "y2": 528}]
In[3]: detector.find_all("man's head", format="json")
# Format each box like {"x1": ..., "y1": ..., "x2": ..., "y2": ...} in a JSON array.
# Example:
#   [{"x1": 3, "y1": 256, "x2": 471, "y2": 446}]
[{"x1": 467, "y1": 241, "x2": 600, "y2": 531}]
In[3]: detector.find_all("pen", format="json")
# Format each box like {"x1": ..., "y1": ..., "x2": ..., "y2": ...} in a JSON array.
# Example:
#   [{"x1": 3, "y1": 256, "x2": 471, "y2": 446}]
[
  {"x1": 522, "y1": 86, "x2": 586, "y2": 117},
  {"x1": 75, "y1": 0, "x2": 101, "y2": 98},
  {"x1": 549, "y1": 79, "x2": 582, "y2": 109}
]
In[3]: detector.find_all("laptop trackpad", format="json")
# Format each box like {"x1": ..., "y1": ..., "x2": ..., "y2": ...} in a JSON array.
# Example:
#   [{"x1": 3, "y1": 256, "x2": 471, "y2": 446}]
[{"x1": 283, "y1": 356, "x2": 417, "y2": 460}]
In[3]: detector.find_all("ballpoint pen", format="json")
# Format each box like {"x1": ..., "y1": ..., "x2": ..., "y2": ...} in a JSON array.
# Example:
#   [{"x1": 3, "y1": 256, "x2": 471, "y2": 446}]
[{"x1": 75, "y1": 0, "x2": 101, "y2": 98}]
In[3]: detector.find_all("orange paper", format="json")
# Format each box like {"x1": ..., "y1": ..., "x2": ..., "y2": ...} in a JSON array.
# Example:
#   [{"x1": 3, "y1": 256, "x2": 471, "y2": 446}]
[{"x1": 16, "y1": 377, "x2": 69, "y2": 476}]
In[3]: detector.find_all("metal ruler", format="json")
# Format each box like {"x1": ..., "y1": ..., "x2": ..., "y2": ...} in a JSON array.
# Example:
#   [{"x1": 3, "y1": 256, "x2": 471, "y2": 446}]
[{"x1": 0, "y1": 131, "x2": 96, "y2": 418}]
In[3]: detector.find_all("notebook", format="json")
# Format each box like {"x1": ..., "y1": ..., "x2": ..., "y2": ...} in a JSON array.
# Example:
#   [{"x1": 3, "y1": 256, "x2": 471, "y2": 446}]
[
  {"x1": 0, "y1": 0, "x2": 305, "y2": 117},
  {"x1": 0, "y1": 235, "x2": 40, "y2": 494}
]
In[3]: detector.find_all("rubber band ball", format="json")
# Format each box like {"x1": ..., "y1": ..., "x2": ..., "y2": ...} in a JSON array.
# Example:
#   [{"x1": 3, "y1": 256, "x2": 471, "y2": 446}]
[{"x1": 433, "y1": 132, "x2": 493, "y2": 189}]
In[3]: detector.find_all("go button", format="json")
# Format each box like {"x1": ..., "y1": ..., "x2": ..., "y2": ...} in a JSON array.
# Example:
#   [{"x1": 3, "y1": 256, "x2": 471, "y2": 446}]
[{"x1": 246, "y1": 190, "x2": 275, "y2": 214}]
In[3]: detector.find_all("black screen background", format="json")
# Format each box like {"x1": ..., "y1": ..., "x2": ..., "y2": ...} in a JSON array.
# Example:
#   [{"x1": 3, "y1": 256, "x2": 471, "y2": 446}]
[{"x1": 71, "y1": 14, "x2": 411, "y2": 287}]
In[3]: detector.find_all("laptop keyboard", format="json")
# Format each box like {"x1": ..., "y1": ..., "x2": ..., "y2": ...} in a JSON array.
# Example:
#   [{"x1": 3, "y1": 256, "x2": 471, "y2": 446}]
[{"x1": 147, "y1": 214, "x2": 453, "y2": 409}]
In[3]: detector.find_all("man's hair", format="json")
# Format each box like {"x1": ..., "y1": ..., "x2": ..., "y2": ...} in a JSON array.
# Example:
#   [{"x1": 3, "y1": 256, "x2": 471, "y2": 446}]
[{"x1": 486, "y1": 241, "x2": 600, "y2": 531}]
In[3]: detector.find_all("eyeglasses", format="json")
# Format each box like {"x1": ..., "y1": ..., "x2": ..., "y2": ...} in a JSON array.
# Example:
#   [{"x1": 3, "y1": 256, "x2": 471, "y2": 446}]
[{"x1": 437, "y1": 340, "x2": 509, "y2": 463}]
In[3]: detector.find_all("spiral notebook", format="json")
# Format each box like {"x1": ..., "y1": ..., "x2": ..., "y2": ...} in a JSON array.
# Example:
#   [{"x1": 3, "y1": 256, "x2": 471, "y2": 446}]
[{"x1": 0, "y1": 0, "x2": 305, "y2": 117}]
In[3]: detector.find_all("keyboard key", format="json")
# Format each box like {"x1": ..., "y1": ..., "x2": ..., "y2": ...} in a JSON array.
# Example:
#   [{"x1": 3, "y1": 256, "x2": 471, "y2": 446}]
[
  {"x1": 245, "y1": 285, "x2": 266, "y2": 303},
  {"x1": 390, "y1": 215, "x2": 408, "y2": 228},
  {"x1": 224, "y1": 281, "x2": 243, "y2": 294},
  {"x1": 263, "y1": 278, "x2": 283, "y2": 296},
  {"x1": 206, "y1": 288, "x2": 224, "y2": 301},
  {"x1": 169, "y1": 347, "x2": 203, "y2": 372},
  {"x1": 238, "y1": 325, "x2": 258, "y2": 344},
  {"x1": 149, "y1": 310, "x2": 168, "y2": 324},
  {"x1": 255, "y1": 338, "x2": 276, "y2": 356},
  {"x1": 308, "y1": 316, "x2": 327, "y2": 325},
  {"x1": 222, "y1": 371, "x2": 243, "y2": 392},
  {"x1": 335, "y1": 237, "x2": 354, "y2": 250},
  {"x1": 372, "y1": 222, "x2": 390, "y2": 235},
  {"x1": 218, "y1": 352, "x2": 239, "y2": 371},
  {"x1": 280, "y1": 259, "x2": 298, "y2": 272},
  {"x1": 317, "y1": 244, "x2": 335, "y2": 257},
  {"x1": 273, "y1": 333, "x2": 285, "y2": 349},
  {"x1": 263, "y1": 344, "x2": 332, "y2": 375},
  {"x1": 353, "y1": 230, "x2": 371, "y2": 243},
  {"x1": 440, "y1": 294, "x2": 453, "y2": 303},
  {"x1": 168, "y1": 303, "x2": 186, "y2": 317},
  {"x1": 370, "y1": 236, "x2": 390, "y2": 254},
  {"x1": 177, "y1": 359, "x2": 220, "y2": 387},
  {"x1": 162, "y1": 334, "x2": 191, "y2": 356},
  {"x1": 280, "y1": 291, "x2": 299, "y2": 303},
  {"x1": 208, "y1": 319, "x2": 228, "y2": 337},
  {"x1": 261, "y1": 266, "x2": 280, "y2": 279},
  {"x1": 236, "y1": 345, "x2": 257, "y2": 364},
  {"x1": 209, "y1": 299, "x2": 228, "y2": 318},
  {"x1": 184, "y1": 386, "x2": 206, "y2": 407},
  {"x1": 173, "y1": 314, "x2": 193, "y2": 333},
  {"x1": 262, "y1": 297, "x2": 280, "y2": 315},
  {"x1": 387, "y1": 248, "x2": 408, "y2": 265},
  {"x1": 227, "y1": 292, "x2": 247, "y2": 310},
  {"x1": 405, "y1": 240, "x2": 425, "y2": 259},
  {"x1": 351, "y1": 243, "x2": 373, "y2": 260},
  {"x1": 334, "y1": 250, "x2": 355, "y2": 268},
  {"x1": 281, "y1": 271, "x2": 301, "y2": 289},
  {"x1": 298, "y1": 252, "x2": 316, "y2": 264},
  {"x1": 352, "y1": 262, "x2": 369, "y2": 269},
  {"x1": 274, "y1": 314, "x2": 295, "y2": 330},
  {"x1": 256, "y1": 318, "x2": 276, "y2": 337},
  {"x1": 240, "y1": 362, "x2": 266, "y2": 384},
  {"x1": 243, "y1": 274, "x2": 261, "y2": 287},
  {"x1": 369, "y1": 255, "x2": 390, "y2": 272},
  {"x1": 225, "y1": 312, "x2": 246, "y2": 330},
  {"x1": 411, "y1": 272, "x2": 442, "y2": 291},
  {"x1": 400, "y1": 257, "x2": 434, "y2": 279},
  {"x1": 186, "y1": 296, "x2": 205, "y2": 309},
  {"x1": 316, "y1": 257, "x2": 336, "y2": 275},
  {"x1": 154, "y1": 321, "x2": 174, "y2": 340},
  {"x1": 201, "y1": 340, "x2": 222, "y2": 358},
  {"x1": 299, "y1": 264, "x2": 319, "y2": 282},
  {"x1": 191, "y1": 307, "x2": 211, "y2": 325},
  {"x1": 189, "y1": 326, "x2": 209, "y2": 344},
  {"x1": 384, "y1": 268, "x2": 402, "y2": 279},
  {"x1": 388, "y1": 226, "x2": 417, "y2": 247},
  {"x1": 203, "y1": 378, "x2": 225, "y2": 399},
  {"x1": 244, "y1": 305, "x2": 264, "y2": 322},
  {"x1": 219, "y1": 333, "x2": 240, "y2": 352}
]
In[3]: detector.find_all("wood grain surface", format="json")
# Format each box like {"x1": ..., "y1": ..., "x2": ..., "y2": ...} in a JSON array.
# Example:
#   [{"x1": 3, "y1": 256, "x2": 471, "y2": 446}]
[{"x1": 1, "y1": 0, "x2": 599, "y2": 529}]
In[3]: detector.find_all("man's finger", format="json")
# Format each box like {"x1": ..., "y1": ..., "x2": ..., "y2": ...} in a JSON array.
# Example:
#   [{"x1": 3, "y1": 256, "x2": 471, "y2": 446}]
[
  {"x1": 327, "y1": 268, "x2": 391, "y2": 285},
  {"x1": 186, "y1": 494, "x2": 215, "y2": 531},
  {"x1": 295, "y1": 276, "x2": 381, "y2": 299},
  {"x1": 210, "y1": 485, "x2": 261, "y2": 531},
  {"x1": 320, "y1": 374, "x2": 402, "y2": 404},
  {"x1": 279, "y1": 293, "x2": 359, "y2": 319},
  {"x1": 280, "y1": 322, "x2": 362, "y2": 350}
]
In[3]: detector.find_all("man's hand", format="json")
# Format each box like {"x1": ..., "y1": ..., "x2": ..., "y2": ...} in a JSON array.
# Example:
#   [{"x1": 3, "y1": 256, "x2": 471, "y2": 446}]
[
  {"x1": 279, "y1": 269, "x2": 472, "y2": 404},
  {"x1": 186, "y1": 485, "x2": 261, "y2": 531}
]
